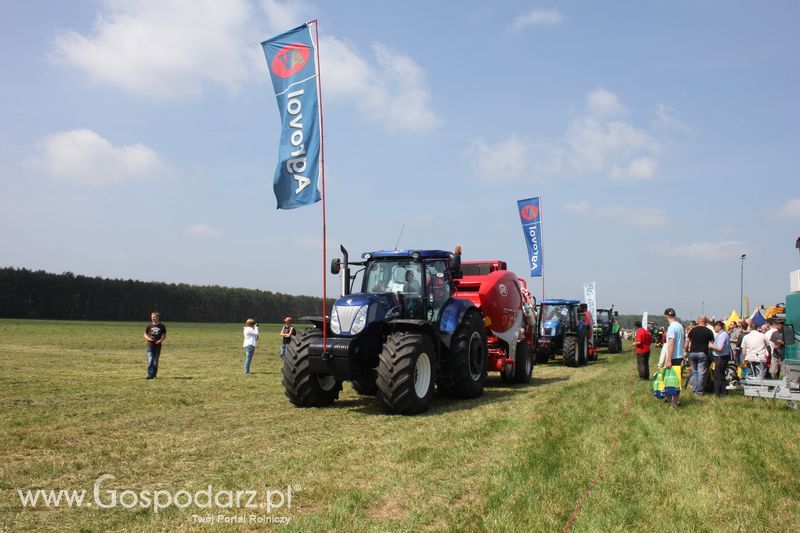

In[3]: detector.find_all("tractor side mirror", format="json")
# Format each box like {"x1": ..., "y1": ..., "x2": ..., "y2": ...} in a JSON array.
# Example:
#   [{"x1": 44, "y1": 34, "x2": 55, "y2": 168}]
[
  {"x1": 784, "y1": 324, "x2": 796, "y2": 346},
  {"x1": 330, "y1": 258, "x2": 341, "y2": 275},
  {"x1": 614, "y1": 311, "x2": 619, "y2": 317}
]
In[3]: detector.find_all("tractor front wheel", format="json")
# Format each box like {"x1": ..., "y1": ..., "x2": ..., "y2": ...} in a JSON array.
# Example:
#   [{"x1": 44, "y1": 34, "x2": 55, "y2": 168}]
[
  {"x1": 440, "y1": 310, "x2": 488, "y2": 398},
  {"x1": 282, "y1": 328, "x2": 342, "y2": 407},
  {"x1": 513, "y1": 342, "x2": 533, "y2": 384},
  {"x1": 376, "y1": 331, "x2": 436, "y2": 415},
  {"x1": 563, "y1": 335, "x2": 579, "y2": 367}
]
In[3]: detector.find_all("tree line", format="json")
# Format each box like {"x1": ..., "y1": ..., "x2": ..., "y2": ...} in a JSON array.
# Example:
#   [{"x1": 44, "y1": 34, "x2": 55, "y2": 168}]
[{"x1": 0, "y1": 267, "x2": 333, "y2": 323}]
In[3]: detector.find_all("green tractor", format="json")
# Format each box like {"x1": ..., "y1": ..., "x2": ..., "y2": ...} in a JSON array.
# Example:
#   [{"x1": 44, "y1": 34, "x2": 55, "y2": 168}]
[{"x1": 593, "y1": 306, "x2": 622, "y2": 354}]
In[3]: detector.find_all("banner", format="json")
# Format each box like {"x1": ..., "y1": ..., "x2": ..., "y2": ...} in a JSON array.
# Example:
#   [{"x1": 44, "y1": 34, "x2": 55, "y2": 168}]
[
  {"x1": 517, "y1": 197, "x2": 543, "y2": 277},
  {"x1": 642, "y1": 312, "x2": 648, "y2": 329},
  {"x1": 262, "y1": 23, "x2": 321, "y2": 210},
  {"x1": 583, "y1": 281, "x2": 596, "y2": 324}
]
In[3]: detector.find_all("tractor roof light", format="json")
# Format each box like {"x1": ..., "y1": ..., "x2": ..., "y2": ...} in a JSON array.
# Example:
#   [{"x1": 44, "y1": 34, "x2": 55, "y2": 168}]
[
  {"x1": 362, "y1": 253, "x2": 372, "y2": 259},
  {"x1": 411, "y1": 252, "x2": 420, "y2": 260}
]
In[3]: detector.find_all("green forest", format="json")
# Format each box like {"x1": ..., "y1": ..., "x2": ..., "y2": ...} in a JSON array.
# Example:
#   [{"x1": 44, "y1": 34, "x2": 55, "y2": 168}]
[{"x1": 0, "y1": 267, "x2": 332, "y2": 323}]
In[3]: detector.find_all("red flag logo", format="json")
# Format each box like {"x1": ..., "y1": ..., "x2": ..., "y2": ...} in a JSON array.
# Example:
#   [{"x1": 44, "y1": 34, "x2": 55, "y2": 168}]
[
  {"x1": 520, "y1": 205, "x2": 539, "y2": 221},
  {"x1": 271, "y1": 44, "x2": 310, "y2": 78}
]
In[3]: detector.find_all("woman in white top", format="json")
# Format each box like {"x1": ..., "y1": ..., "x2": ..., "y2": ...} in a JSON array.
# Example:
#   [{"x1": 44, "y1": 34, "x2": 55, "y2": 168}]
[{"x1": 243, "y1": 318, "x2": 259, "y2": 374}]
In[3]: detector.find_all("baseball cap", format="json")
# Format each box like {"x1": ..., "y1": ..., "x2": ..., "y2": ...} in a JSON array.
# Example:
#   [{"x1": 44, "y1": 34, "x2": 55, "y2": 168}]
[{"x1": 663, "y1": 308, "x2": 676, "y2": 317}]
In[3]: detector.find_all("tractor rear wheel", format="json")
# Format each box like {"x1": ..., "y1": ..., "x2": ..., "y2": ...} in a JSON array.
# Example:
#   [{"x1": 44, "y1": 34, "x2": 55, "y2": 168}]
[
  {"x1": 563, "y1": 335, "x2": 579, "y2": 367},
  {"x1": 513, "y1": 342, "x2": 533, "y2": 384},
  {"x1": 579, "y1": 334, "x2": 588, "y2": 365},
  {"x1": 282, "y1": 328, "x2": 342, "y2": 407},
  {"x1": 608, "y1": 333, "x2": 622, "y2": 354},
  {"x1": 376, "y1": 331, "x2": 436, "y2": 415},
  {"x1": 440, "y1": 310, "x2": 488, "y2": 398}
]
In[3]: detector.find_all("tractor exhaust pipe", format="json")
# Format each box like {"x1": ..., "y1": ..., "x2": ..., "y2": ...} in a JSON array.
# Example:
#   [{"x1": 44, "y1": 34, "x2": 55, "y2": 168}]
[
  {"x1": 330, "y1": 245, "x2": 351, "y2": 297},
  {"x1": 340, "y1": 245, "x2": 351, "y2": 296}
]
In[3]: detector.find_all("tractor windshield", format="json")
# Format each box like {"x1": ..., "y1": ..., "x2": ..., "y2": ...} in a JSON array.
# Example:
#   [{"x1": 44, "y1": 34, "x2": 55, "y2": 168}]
[
  {"x1": 543, "y1": 305, "x2": 568, "y2": 322},
  {"x1": 363, "y1": 260, "x2": 423, "y2": 296},
  {"x1": 596, "y1": 310, "x2": 610, "y2": 324}
]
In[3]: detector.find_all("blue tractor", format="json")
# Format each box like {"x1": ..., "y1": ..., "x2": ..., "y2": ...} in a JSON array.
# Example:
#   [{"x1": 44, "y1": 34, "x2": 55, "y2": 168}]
[
  {"x1": 282, "y1": 246, "x2": 489, "y2": 415},
  {"x1": 535, "y1": 299, "x2": 589, "y2": 367}
]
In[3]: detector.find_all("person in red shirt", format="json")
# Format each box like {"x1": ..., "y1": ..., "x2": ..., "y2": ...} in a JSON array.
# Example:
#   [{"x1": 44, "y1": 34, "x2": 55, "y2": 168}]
[{"x1": 633, "y1": 320, "x2": 652, "y2": 380}]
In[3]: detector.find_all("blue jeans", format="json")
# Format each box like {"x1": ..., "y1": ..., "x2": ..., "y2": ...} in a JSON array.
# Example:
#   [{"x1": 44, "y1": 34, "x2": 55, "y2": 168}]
[
  {"x1": 146, "y1": 344, "x2": 161, "y2": 378},
  {"x1": 244, "y1": 345, "x2": 255, "y2": 374},
  {"x1": 688, "y1": 352, "x2": 707, "y2": 394},
  {"x1": 280, "y1": 343, "x2": 288, "y2": 358}
]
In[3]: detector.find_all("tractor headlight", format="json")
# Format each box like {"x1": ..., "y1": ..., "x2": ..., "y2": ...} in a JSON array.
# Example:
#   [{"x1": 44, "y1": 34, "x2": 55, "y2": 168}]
[
  {"x1": 351, "y1": 305, "x2": 368, "y2": 334},
  {"x1": 330, "y1": 306, "x2": 341, "y2": 335}
]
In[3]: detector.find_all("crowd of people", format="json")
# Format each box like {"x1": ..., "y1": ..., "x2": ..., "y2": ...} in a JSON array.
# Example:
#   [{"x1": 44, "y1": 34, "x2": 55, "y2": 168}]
[{"x1": 632, "y1": 308, "x2": 788, "y2": 407}]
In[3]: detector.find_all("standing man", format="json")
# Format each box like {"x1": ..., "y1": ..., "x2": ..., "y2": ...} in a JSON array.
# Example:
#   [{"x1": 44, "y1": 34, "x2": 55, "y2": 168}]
[
  {"x1": 767, "y1": 320, "x2": 784, "y2": 379},
  {"x1": 729, "y1": 321, "x2": 745, "y2": 363},
  {"x1": 243, "y1": 318, "x2": 259, "y2": 374},
  {"x1": 710, "y1": 321, "x2": 732, "y2": 396},
  {"x1": 279, "y1": 317, "x2": 296, "y2": 358},
  {"x1": 687, "y1": 316, "x2": 715, "y2": 395},
  {"x1": 144, "y1": 311, "x2": 167, "y2": 379},
  {"x1": 664, "y1": 308, "x2": 685, "y2": 407},
  {"x1": 633, "y1": 320, "x2": 652, "y2": 380},
  {"x1": 741, "y1": 323, "x2": 769, "y2": 379}
]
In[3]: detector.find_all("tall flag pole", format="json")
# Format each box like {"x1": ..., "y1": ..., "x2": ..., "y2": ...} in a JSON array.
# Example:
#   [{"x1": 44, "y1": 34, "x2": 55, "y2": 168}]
[
  {"x1": 516, "y1": 196, "x2": 544, "y2": 301},
  {"x1": 262, "y1": 21, "x2": 329, "y2": 350}
]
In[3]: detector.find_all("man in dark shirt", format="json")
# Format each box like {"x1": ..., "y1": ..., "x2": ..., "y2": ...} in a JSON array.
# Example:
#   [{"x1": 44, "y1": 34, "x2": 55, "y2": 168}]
[
  {"x1": 687, "y1": 316, "x2": 714, "y2": 394},
  {"x1": 144, "y1": 311, "x2": 167, "y2": 379}
]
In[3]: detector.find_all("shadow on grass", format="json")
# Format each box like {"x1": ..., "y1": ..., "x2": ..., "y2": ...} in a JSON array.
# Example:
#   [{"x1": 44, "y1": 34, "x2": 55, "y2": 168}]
[
  {"x1": 340, "y1": 383, "x2": 531, "y2": 417},
  {"x1": 531, "y1": 376, "x2": 570, "y2": 387}
]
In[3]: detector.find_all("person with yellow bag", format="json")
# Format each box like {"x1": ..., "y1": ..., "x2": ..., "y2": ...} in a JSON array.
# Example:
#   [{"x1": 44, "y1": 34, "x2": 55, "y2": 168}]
[{"x1": 661, "y1": 308, "x2": 685, "y2": 407}]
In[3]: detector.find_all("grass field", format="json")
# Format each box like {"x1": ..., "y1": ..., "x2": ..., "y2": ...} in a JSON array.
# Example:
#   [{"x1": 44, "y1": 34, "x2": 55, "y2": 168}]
[{"x1": 1, "y1": 319, "x2": 798, "y2": 531}]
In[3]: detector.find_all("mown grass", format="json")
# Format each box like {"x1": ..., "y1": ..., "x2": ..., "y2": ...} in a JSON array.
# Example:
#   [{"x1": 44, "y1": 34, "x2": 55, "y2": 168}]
[{"x1": 0, "y1": 319, "x2": 797, "y2": 531}]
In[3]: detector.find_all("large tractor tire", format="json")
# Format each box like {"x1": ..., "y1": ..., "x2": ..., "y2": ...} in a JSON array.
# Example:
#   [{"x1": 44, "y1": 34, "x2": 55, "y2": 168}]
[
  {"x1": 563, "y1": 335, "x2": 579, "y2": 367},
  {"x1": 282, "y1": 328, "x2": 342, "y2": 407},
  {"x1": 513, "y1": 342, "x2": 533, "y2": 384},
  {"x1": 351, "y1": 368, "x2": 378, "y2": 396},
  {"x1": 608, "y1": 333, "x2": 622, "y2": 354},
  {"x1": 376, "y1": 331, "x2": 436, "y2": 415},
  {"x1": 440, "y1": 310, "x2": 488, "y2": 398},
  {"x1": 579, "y1": 334, "x2": 589, "y2": 366}
]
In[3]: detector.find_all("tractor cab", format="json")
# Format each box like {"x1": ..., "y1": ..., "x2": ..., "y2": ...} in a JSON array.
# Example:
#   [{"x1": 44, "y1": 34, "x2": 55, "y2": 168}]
[
  {"x1": 593, "y1": 306, "x2": 622, "y2": 353},
  {"x1": 541, "y1": 300, "x2": 580, "y2": 338},
  {"x1": 329, "y1": 250, "x2": 458, "y2": 335}
]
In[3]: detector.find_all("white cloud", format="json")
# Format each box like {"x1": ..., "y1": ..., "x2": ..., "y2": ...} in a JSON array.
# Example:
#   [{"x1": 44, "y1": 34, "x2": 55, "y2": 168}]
[
  {"x1": 186, "y1": 223, "x2": 221, "y2": 239},
  {"x1": 260, "y1": 0, "x2": 313, "y2": 35},
  {"x1": 471, "y1": 89, "x2": 673, "y2": 182},
  {"x1": 33, "y1": 129, "x2": 167, "y2": 186},
  {"x1": 652, "y1": 241, "x2": 748, "y2": 260},
  {"x1": 653, "y1": 103, "x2": 693, "y2": 134},
  {"x1": 320, "y1": 38, "x2": 442, "y2": 131},
  {"x1": 511, "y1": 8, "x2": 566, "y2": 30},
  {"x1": 53, "y1": 0, "x2": 441, "y2": 130},
  {"x1": 776, "y1": 198, "x2": 800, "y2": 218},
  {"x1": 53, "y1": 0, "x2": 258, "y2": 100},
  {"x1": 586, "y1": 88, "x2": 626, "y2": 118},
  {"x1": 610, "y1": 157, "x2": 658, "y2": 181},
  {"x1": 565, "y1": 202, "x2": 667, "y2": 228}
]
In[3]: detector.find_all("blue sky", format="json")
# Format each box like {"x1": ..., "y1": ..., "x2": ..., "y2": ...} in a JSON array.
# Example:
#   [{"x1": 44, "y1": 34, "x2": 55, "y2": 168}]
[{"x1": 1, "y1": 0, "x2": 798, "y2": 320}]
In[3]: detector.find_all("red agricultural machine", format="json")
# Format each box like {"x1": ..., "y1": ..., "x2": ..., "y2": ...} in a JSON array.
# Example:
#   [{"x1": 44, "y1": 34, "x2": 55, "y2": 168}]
[{"x1": 454, "y1": 259, "x2": 538, "y2": 383}]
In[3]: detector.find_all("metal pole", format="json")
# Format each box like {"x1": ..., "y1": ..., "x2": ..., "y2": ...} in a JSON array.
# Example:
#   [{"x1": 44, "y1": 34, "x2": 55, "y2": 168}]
[
  {"x1": 740, "y1": 254, "x2": 746, "y2": 318},
  {"x1": 701, "y1": 301, "x2": 704, "y2": 316}
]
